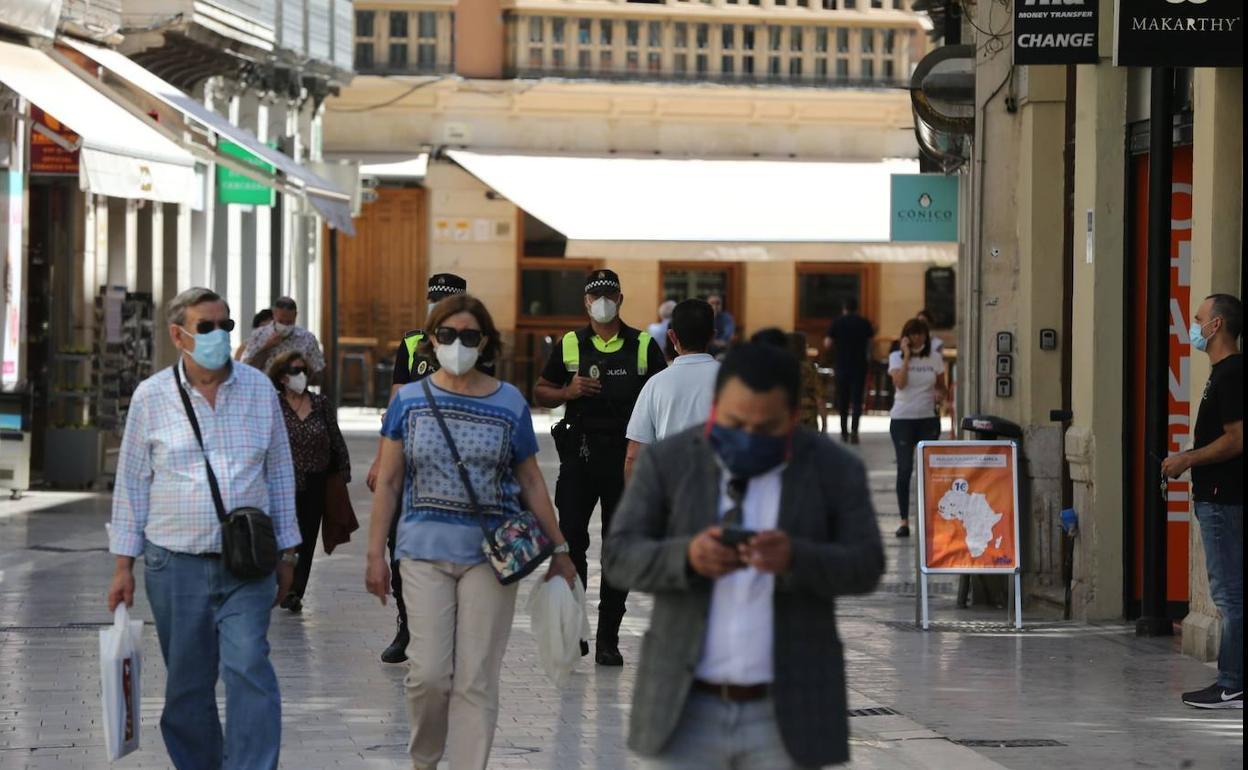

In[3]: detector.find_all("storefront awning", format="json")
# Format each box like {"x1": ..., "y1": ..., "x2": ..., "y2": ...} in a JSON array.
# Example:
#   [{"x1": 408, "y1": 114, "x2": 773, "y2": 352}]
[
  {"x1": 0, "y1": 39, "x2": 197, "y2": 205},
  {"x1": 65, "y1": 39, "x2": 355, "y2": 234},
  {"x1": 446, "y1": 150, "x2": 955, "y2": 263},
  {"x1": 359, "y1": 155, "x2": 429, "y2": 181}
]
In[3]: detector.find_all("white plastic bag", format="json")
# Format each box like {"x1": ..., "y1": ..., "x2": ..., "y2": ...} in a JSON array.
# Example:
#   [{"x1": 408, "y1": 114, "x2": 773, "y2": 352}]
[
  {"x1": 99, "y1": 604, "x2": 143, "y2": 761},
  {"x1": 527, "y1": 576, "x2": 589, "y2": 687}
]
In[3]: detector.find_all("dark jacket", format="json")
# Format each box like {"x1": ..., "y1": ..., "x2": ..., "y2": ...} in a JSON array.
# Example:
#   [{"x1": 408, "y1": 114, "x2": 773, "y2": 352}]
[{"x1": 603, "y1": 426, "x2": 884, "y2": 767}]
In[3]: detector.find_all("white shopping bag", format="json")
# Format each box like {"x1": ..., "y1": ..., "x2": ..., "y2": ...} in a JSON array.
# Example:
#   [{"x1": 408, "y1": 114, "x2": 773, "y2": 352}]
[
  {"x1": 527, "y1": 577, "x2": 589, "y2": 687},
  {"x1": 99, "y1": 604, "x2": 143, "y2": 761}
]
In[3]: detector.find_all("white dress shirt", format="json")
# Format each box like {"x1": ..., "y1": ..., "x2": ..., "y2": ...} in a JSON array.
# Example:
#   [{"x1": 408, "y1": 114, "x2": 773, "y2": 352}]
[
  {"x1": 626, "y1": 353, "x2": 720, "y2": 444},
  {"x1": 695, "y1": 463, "x2": 785, "y2": 685}
]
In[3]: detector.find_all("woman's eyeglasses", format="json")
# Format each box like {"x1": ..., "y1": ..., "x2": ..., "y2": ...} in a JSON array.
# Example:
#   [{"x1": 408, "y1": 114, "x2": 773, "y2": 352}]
[
  {"x1": 286, "y1": 366, "x2": 308, "y2": 377},
  {"x1": 187, "y1": 319, "x2": 236, "y2": 334},
  {"x1": 434, "y1": 327, "x2": 483, "y2": 348}
]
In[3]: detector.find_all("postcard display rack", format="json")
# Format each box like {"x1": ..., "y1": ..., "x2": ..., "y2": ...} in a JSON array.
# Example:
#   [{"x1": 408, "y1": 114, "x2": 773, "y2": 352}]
[{"x1": 45, "y1": 288, "x2": 156, "y2": 487}]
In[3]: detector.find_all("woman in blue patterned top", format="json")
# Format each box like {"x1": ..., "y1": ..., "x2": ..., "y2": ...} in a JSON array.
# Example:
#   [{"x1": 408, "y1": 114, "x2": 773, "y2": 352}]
[{"x1": 366, "y1": 294, "x2": 576, "y2": 770}]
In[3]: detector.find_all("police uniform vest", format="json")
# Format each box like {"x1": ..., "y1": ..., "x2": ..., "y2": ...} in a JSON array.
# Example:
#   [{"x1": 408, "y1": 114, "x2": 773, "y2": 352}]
[
  {"x1": 560, "y1": 325, "x2": 653, "y2": 436},
  {"x1": 403, "y1": 330, "x2": 437, "y2": 378}
]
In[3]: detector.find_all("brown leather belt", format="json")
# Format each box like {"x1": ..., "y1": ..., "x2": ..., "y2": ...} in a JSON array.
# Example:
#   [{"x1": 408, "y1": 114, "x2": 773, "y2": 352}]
[{"x1": 692, "y1": 679, "x2": 771, "y2": 702}]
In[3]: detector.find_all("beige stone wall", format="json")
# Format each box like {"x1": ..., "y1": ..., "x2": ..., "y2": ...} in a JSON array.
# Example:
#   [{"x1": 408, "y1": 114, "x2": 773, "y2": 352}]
[
  {"x1": 606, "y1": 259, "x2": 661, "y2": 332},
  {"x1": 1182, "y1": 67, "x2": 1244, "y2": 662},
  {"x1": 1066, "y1": 59, "x2": 1129, "y2": 621},
  {"x1": 326, "y1": 77, "x2": 917, "y2": 161},
  {"x1": 424, "y1": 163, "x2": 520, "y2": 328},
  {"x1": 743, "y1": 260, "x2": 797, "y2": 334},
  {"x1": 877, "y1": 262, "x2": 927, "y2": 341}
]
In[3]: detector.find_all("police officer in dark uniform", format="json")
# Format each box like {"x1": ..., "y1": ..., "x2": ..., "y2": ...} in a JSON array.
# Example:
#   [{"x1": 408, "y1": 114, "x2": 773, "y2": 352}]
[
  {"x1": 366, "y1": 272, "x2": 469, "y2": 664},
  {"x1": 534, "y1": 269, "x2": 666, "y2": 666}
]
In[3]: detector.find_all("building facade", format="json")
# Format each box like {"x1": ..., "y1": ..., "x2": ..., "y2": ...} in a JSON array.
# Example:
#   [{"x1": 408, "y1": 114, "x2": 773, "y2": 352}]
[
  {"x1": 325, "y1": 0, "x2": 953, "y2": 397},
  {"x1": 0, "y1": 0, "x2": 355, "y2": 491},
  {"x1": 956, "y1": 0, "x2": 1242, "y2": 669}
]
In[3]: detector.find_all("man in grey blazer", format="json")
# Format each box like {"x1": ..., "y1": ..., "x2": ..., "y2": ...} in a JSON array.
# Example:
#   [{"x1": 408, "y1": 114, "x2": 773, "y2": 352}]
[{"x1": 604, "y1": 343, "x2": 885, "y2": 769}]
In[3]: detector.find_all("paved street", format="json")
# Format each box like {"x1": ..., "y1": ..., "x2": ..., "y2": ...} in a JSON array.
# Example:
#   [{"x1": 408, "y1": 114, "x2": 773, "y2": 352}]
[{"x1": 0, "y1": 412, "x2": 1241, "y2": 769}]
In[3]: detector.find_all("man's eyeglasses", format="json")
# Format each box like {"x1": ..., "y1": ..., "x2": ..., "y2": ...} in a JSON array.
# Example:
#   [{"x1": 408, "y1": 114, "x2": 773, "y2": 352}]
[
  {"x1": 434, "y1": 327, "x2": 483, "y2": 348},
  {"x1": 185, "y1": 319, "x2": 236, "y2": 334},
  {"x1": 286, "y1": 366, "x2": 308, "y2": 377}
]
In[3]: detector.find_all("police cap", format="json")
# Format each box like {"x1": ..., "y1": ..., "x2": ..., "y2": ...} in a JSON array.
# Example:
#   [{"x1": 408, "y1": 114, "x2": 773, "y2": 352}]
[
  {"x1": 584, "y1": 269, "x2": 622, "y2": 296},
  {"x1": 427, "y1": 273, "x2": 468, "y2": 301}
]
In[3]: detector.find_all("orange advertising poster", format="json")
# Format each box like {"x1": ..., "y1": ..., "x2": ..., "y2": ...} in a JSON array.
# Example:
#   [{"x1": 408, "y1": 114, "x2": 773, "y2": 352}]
[{"x1": 918, "y1": 441, "x2": 1020, "y2": 573}]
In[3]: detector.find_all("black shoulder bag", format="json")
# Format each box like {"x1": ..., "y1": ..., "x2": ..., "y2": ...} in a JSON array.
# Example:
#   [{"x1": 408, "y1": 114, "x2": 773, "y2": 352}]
[{"x1": 174, "y1": 373, "x2": 278, "y2": 580}]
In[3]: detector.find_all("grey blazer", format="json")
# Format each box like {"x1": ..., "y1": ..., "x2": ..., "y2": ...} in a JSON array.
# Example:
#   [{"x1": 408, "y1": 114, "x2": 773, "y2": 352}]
[{"x1": 603, "y1": 426, "x2": 884, "y2": 768}]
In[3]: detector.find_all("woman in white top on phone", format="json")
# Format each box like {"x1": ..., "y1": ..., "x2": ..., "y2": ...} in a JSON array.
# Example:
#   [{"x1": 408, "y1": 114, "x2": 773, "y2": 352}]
[{"x1": 888, "y1": 317, "x2": 947, "y2": 537}]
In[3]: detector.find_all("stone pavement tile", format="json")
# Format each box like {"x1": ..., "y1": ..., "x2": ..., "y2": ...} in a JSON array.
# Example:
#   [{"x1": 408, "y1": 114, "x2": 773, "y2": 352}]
[{"x1": 0, "y1": 417, "x2": 1241, "y2": 769}]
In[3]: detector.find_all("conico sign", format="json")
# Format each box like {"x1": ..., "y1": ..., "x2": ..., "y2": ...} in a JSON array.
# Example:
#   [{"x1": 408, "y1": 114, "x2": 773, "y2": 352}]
[
  {"x1": 890, "y1": 174, "x2": 959, "y2": 243},
  {"x1": 1114, "y1": 0, "x2": 1244, "y2": 67}
]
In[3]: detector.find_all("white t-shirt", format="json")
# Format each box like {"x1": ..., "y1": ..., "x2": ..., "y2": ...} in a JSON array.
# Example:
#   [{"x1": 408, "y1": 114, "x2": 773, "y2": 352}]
[
  {"x1": 626, "y1": 353, "x2": 720, "y2": 444},
  {"x1": 888, "y1": 350, "x2": 945, "y2": 420}
]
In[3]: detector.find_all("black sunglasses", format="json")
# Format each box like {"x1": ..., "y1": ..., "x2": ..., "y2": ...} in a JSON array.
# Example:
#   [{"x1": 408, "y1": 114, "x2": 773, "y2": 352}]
[
  {"x1": 187, "y1": 319, "x2": 236, "y2": 334},
  {"x1": 286, "y1": 366, "x2": 308, "y2": 377},
  {"x1": 434, "y1": 327, "x2": 483, "y2": 348}
]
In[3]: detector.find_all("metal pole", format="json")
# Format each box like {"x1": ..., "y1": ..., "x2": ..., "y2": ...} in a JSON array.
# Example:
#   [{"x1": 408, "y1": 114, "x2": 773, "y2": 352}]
[
  {"x1": 1137, "y1": 68, "x2": 1173, "y2": 637},
  {"x1": 328, "y1": 226, "x2": 340, "y2": 410}
]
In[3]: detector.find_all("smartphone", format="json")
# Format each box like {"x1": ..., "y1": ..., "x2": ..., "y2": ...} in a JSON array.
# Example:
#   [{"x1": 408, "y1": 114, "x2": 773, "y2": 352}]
[{"x1": 719, "y1": 526, "x2": 757, "y2": 547}]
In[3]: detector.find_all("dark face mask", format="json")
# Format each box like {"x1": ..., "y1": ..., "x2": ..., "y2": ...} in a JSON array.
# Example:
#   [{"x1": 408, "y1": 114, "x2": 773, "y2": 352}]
[{"x1": 708, "y1": 423, "x2": 790, "y2": 479}]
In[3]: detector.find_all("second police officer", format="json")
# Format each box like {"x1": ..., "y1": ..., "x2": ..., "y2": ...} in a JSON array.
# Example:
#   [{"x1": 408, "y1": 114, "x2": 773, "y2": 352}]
[
  {"x1": 366, "y1": 273, "x2": 472, "y2": 664},
  {"x1": 534, "y1": 269, "x2": 666, "y2": 666}
]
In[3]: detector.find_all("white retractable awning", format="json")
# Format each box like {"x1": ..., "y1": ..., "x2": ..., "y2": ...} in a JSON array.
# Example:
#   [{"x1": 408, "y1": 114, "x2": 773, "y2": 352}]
[
  {"x1": 65, "y1": 39, "x2": 355, "y2": 234},
  {"x1": 446, "y1": 150, "x2": 955, "y2": 263},
  {"x1": 359, "y1": 155, "x2": 429, "y2": 181},
  {"x1": 0, "y1": 39, "x2": 197, "y2": 205}
]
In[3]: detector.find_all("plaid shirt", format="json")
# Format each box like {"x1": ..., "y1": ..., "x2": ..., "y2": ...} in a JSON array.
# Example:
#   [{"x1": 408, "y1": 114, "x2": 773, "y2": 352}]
[
  {"x1": 242, "y1": 325, "x2": 326, "y2": 376},
  {"x1": 109, "y1": 361, "x2": 301, "y2": 558}
]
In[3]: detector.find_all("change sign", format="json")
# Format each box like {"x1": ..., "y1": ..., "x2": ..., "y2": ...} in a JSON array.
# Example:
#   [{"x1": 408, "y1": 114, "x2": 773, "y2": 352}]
[
  {"x1": 1114, "y1": 0, "x2": 1243, "y2": 68},
  {"x1": 1015, "y1": 0, "x2": 1099, "y2": 65}
]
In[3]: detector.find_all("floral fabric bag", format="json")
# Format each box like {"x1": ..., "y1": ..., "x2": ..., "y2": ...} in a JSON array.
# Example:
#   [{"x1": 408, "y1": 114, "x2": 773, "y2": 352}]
[{"x1": 421, "y1": 379, "x2": 554, "y2": 584}]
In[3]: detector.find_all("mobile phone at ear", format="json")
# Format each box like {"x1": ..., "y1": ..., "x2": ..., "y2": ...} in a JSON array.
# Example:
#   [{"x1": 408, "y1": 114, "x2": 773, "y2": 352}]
[{"x1": 719, "y1": 526, "x2": 757, "y2": 547}]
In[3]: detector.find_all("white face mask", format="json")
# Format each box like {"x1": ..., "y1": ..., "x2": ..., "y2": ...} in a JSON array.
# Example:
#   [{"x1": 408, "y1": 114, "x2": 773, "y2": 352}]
[
  {"x1": 427, "y1": 302, "x2": 438, "y2": 318},
  {"x1": 435, "y1": 339, "x2": 481, "y2": 376},
  {"x1": 589, "y1": 297, "x2": 619, "y2": 324},
  {"x1": 285, "y1": 372, "x2": 308, "y2": 394},
  {"x1": 273, "y1": 322, "x2": 291, "y2": 335}
]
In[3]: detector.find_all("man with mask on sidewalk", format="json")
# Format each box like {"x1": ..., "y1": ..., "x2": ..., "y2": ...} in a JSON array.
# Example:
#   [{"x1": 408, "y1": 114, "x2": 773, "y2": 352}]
[
  {"x1": 242, "y1": 296, "x2": 326, "y2": 380},
  {"x1": 534, "y1": 269, "x2": 666, "y2": 666},
  {"x1": 1164, "y1": 293, "x2": 1243, "y2": 710},
  {"x1": 108, "y1": 287, "x2": 301, "y2": 769},
  {"x1": 604, "y1": 343, "x2": 884, "y2": 768},
  {"x1": 625, "y1": 298, "x2": 719, "y2": 481}
]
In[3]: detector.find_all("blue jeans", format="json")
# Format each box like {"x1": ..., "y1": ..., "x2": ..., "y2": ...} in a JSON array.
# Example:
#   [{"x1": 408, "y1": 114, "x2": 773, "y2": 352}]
[
  {"x1": 639, "y1": 693, "x2": 813, "y2": 770},
  {"x1": 1194, "y1": 503, "x2": 1243, "y2": 690},
  {"x1": 890, "y1": 417, "x2": 941, "y2": 520},
  {"x1": 144, "y1": 543, "x2": 282, "y2": 770}
]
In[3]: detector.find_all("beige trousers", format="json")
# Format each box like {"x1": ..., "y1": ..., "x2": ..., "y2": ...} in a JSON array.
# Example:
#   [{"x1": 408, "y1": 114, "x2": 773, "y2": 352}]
[{"x1": 399, "y1": 560, "x2": 519, "y2": 770}]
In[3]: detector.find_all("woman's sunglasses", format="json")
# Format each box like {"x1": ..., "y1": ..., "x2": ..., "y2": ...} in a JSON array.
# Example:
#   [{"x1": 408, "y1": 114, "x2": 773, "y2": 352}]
[
  {"x1": 286, "y1": 366, "x2": 308, "y2": 377},
  {"x1": 434, "y1": 327, "x2": 483, "y2": 348},
  {"x1": 186, "y1": 319, "x2": 236, "y2": 334}
]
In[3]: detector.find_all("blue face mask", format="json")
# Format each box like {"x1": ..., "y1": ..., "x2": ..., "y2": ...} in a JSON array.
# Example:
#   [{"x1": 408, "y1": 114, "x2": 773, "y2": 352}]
[
  {"x1": 1190, "y1": 319, "x2": 1212, "y2": 352},
  {"x1": 183, "y1": 328, "x2": 231, "y2": 370},
  {"x1": 708, "y1": 423, "x2": 790, "y2": 479}
]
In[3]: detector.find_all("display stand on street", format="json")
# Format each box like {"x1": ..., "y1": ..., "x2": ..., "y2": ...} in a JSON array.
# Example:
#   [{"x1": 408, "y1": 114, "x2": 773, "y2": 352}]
[{"x1": 915, "y1": 440, "x2": 1022, "y2": 629}]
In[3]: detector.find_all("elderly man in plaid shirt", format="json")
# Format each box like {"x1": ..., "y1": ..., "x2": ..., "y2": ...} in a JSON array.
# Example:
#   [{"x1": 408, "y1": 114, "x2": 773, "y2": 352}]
[{"x1": 107, "y1": 287, "x2": 301, "y2": 770}]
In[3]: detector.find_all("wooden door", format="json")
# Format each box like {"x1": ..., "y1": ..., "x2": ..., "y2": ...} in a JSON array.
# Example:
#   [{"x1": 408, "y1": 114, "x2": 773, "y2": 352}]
[{"x1": 326, "y1": 187, "x2": 427, "y2": 359}]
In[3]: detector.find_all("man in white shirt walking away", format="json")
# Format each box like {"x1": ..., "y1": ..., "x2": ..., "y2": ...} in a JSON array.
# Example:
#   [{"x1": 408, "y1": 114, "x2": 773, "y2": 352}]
[{"x1": 625, "y1": 299, "x2": 720, "y2": 480}]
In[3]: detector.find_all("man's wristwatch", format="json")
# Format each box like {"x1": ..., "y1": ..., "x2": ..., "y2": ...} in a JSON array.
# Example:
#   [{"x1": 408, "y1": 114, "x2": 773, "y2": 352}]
[
  {"x1": 553, "y1": 543, "x2": 570, "y2": 555},
  {"x1": 280, "y1": 551, "x2": 299, "y2": 567}
]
